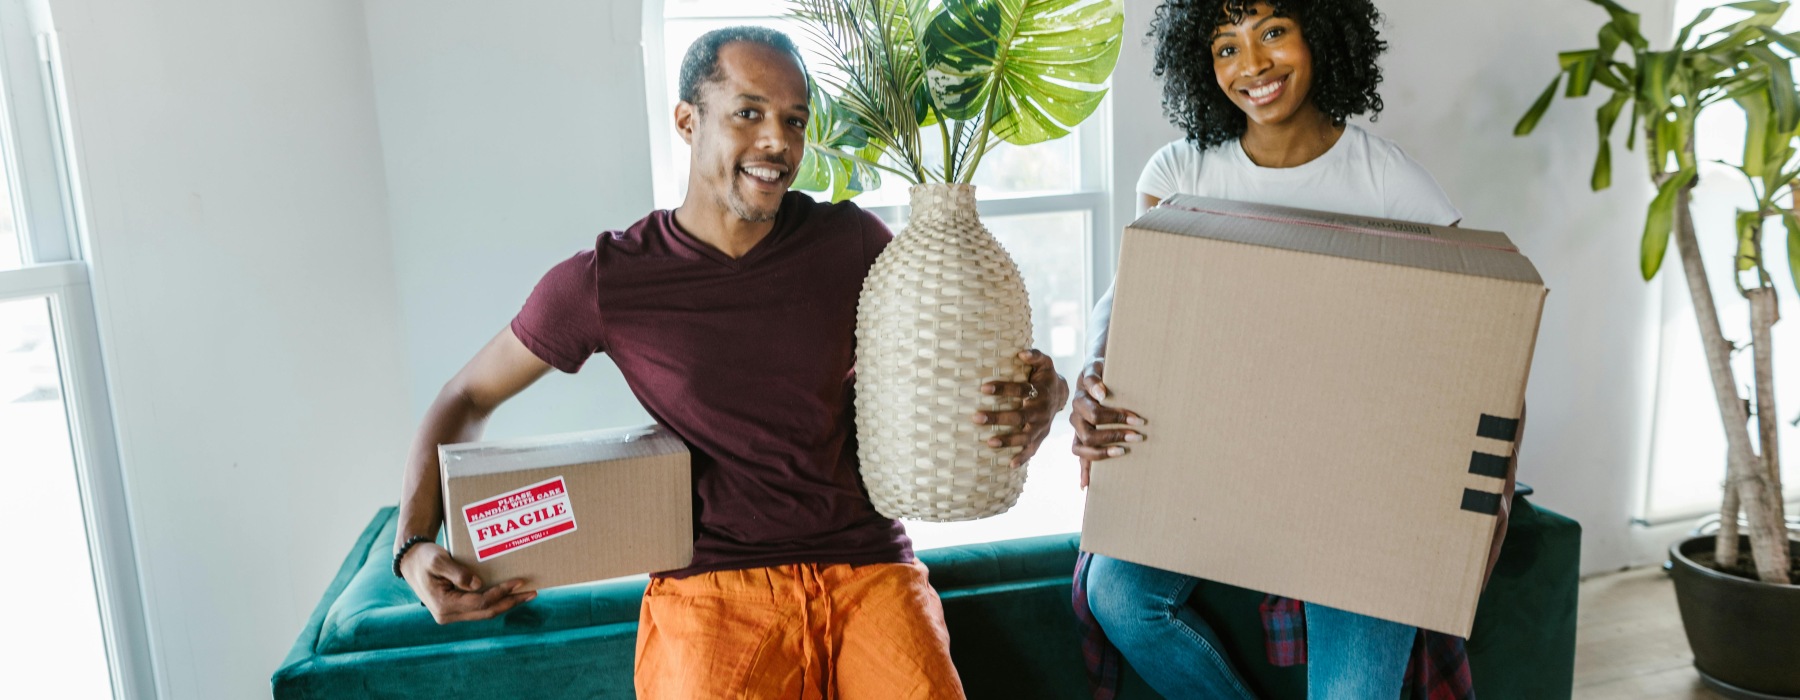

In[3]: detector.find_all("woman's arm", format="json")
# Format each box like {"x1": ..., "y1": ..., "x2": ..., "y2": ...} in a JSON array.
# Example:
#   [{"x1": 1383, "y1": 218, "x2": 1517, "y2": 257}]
[{"x1": 1070, "y1": 194, "x2": 1164, "y2": 486}]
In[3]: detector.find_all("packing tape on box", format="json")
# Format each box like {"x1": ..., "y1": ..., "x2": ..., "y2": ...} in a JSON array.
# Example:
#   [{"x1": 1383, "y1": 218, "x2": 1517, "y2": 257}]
[
  {"x1": 1467, "y1": 452, "x2": 1510, "y2": 479},
  {"x1": 1476, "y1": 414, "x2": 1521, "y2": 441},
  {"x1": 1156, "y1": 202, "x2": 1520, "y2": 253},
  {"x1": 440, "y1": 425, "x2": 676, "y2": 478},
  {"x1": 1459, "y1": 489, "x2": 1504, "y2": 516}
]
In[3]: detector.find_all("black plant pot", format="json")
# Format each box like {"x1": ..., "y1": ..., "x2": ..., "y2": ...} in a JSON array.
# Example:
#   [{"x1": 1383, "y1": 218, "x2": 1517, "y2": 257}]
[{"x1": 1669, "y1": 535, "x2": 1800, "y2": 699}]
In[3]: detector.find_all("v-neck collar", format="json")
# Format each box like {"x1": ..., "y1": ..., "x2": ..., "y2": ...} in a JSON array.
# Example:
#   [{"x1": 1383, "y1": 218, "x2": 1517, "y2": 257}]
[{"x1": 665, "y1": 194, "x2": 798, "y2": 271}]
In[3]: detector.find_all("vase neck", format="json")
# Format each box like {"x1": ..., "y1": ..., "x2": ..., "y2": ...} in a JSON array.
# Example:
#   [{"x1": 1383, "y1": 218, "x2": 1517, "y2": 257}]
[{"x1": 908, "y1": 184, "x2": 979, "y2": 225}]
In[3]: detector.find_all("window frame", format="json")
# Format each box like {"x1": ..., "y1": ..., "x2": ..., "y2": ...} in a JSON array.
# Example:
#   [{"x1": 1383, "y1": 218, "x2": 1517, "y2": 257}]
[
  {"x1": 0, "y1": 1, "x2": 156, "y2": 698},
  {"x1": 641, "y1": 0, "x2": 1117, "y2": 315}
]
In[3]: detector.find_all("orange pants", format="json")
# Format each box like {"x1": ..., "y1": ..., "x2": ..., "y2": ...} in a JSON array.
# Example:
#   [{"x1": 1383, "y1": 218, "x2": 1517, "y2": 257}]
[{"x1": 634, "y1": 561, "x2": 966, "y2": 700}]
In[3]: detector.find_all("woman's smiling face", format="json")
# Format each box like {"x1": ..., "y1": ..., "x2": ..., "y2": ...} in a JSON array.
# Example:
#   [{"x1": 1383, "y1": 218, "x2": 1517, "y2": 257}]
[{"x1": 1210, "y1": 3, "x2": 1314, "y2": 127}]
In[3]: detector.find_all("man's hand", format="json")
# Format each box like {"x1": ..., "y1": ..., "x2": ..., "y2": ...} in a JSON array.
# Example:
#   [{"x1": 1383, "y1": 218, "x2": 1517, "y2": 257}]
[
  {"x1": 399, "y1": 542, "x2": 536, "y2": 624},
  {"x1": 1069, "y1": 359, "x2": 1145, "y2": 489},
  {"x1": 971, "y1": 350, "x2": 1070, "y2": 469},
  {"x1": 393, "y1": 327, "x2": 551, "y2": 624}
]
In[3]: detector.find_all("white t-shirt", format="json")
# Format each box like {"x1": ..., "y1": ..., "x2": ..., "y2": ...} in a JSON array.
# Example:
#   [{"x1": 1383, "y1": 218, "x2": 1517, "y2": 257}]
[
  {"x1": 1089, "y1": 125, "x2": 1463, "y2": 360},
  {"x1": 1135, "y1": 124, "x2": 1462, "y2": 226}
]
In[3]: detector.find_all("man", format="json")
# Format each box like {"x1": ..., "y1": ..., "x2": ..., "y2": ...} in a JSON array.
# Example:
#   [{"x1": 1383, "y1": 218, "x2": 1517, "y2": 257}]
[{"x1": 391, "y1": 26, "x2": 1069, "y2": 699}]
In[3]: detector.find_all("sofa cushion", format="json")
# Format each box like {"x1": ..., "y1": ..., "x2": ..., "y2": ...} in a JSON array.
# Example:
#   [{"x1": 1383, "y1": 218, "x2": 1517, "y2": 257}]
[
  {"x1": 317, "y1": 517, "x2": 1089, "y2": 656},
  {"x1": 316, "y1": 516, "x2": 648, "y2": 655},
  {"x1": 284, "y1": 495, "x2": 1579, "y2": 700}
]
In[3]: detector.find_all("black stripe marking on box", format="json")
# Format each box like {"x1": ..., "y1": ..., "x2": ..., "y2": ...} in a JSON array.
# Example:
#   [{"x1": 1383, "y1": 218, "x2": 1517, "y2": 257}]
[
  {"x1": 1461, "y1": 489, "x2": 1503, "y2": 516},
  {"x1": 1477, "y1": 414, "x2": 1520, "y2": 442},
  {"x1": 1468, "y1": 452, "x2": 1510, "y2": 479}
]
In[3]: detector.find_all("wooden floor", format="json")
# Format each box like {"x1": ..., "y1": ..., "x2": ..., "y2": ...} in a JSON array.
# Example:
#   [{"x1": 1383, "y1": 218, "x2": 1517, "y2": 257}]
[{"x1": 1574, "y1": 566, "x2": 1726, "y2": 700}]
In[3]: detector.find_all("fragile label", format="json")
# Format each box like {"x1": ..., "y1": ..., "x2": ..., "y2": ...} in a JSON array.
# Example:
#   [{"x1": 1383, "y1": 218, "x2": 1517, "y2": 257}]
[{"x1": 462, "y1": 476, "x2": 578, "y2": 562}]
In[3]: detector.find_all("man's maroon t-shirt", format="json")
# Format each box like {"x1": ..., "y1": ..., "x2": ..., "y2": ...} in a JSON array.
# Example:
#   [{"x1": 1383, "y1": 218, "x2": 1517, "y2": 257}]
[{"x1": 509, "y1": 191, "x2": 911, "y2": 578}]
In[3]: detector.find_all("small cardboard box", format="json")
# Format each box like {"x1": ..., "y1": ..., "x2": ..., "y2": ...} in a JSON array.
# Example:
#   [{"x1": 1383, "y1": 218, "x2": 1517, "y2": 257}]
[
  {"x1": 1081, "y1": 195, "x2": 1546, "y2": 637},
  {"x1": 439, "y1": 424, "x2": 693, "y2": 590}
]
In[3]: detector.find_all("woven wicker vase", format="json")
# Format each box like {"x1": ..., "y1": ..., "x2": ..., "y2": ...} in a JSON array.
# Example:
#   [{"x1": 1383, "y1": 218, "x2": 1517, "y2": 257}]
[{"x1": 854, "y1": 183, "x2": 1033, "y2": 522}]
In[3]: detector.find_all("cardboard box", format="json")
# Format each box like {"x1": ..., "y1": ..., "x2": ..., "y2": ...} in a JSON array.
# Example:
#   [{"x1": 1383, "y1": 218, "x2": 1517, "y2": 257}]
[
  {"x1": 1081, "y1": 195, "x2": 1546, "y2": 637},
  {"x1": 440, "y1": 424, "x2": 693, "y2": 590}
]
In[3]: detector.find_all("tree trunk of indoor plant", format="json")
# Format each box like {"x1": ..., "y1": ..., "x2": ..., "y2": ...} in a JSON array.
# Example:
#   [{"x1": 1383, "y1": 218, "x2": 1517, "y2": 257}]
[
  {"x1": 854, "y1": 183, "x2": 1033, "y2": 521},
  {"x1": 1749, "y1": 284, "x2": 1783, "y2": 516},
  {"x1": 1669, "y1": 180, "x2": 1791, "y2": 584}
]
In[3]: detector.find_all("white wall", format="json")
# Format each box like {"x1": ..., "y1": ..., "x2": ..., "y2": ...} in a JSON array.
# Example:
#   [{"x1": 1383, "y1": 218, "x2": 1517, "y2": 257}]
[
  {"x1": 1373, "y1": 0, "x2": 1675, "y2": 575},
  {"x1": 1109, "y1": 0, "x2": 1676, "y2": 575},
  {"x1": 363, "y1": 0, "x2": 654, "y2": 439},
  {"x1": 50, "y1": 0, "x2": 411, "y2": 698}
]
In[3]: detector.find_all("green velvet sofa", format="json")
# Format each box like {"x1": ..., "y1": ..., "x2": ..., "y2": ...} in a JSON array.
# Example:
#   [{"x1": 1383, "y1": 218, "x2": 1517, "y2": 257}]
[{"x1": 274, "y1": 494, "x2": 1578, "y2": 699}]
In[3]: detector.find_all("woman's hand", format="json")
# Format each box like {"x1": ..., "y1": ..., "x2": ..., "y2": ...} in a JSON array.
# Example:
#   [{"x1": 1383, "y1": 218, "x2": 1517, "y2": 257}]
[{"x1": 1069, "y1": 359, "x2": 1146, "y2": 488}]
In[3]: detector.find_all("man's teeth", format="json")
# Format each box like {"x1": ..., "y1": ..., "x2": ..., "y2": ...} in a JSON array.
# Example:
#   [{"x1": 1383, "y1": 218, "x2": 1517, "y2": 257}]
[
  {"x1": 1248, "y1": 80, "x2": 1281, "y2": 99},
  {"x1": 743, "y1": 166, "x2": 783, "y2": 181}
]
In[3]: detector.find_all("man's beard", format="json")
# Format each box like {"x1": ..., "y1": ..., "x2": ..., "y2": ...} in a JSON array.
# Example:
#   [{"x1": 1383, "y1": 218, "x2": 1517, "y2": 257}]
[{"x1": 722, "y1": 180, "x2": 780, "y2": 223}]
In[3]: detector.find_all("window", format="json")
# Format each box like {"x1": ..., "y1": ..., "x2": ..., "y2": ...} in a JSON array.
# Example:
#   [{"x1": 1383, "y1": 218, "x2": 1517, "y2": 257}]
[
  {"x1": 0, "y1": 158, "x2": 19, "y2": 270},
  {"x1": 645, "y1": 0, "x2": 1113, "y2": 549},
  {"x1": 1640, "y1": 0, "x2": 1800, "y2": 523},
  {"x1": 0, "y1": 1, "x2": 154, "y2": 698}
]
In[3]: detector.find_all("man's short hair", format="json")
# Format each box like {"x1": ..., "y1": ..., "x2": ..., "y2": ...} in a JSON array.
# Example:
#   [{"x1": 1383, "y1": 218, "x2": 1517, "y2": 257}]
[{"x1": 677, "y1": 26, "x2": 809, "y2": 109}]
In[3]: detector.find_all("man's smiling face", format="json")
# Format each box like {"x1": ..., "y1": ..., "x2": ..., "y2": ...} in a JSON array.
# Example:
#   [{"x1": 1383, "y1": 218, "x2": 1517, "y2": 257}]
[{"x1": 677, "y1": 41, "x2": 809, "y2": 224}]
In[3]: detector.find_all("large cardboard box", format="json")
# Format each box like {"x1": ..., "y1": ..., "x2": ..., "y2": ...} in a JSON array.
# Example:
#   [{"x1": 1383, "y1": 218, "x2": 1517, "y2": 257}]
[
  {"x1": 1081, "y1": 195, "x2": 1546, "y2": 637},
  {"x1": 440, "y1": 424, "x2": 693, "y2": 590}
]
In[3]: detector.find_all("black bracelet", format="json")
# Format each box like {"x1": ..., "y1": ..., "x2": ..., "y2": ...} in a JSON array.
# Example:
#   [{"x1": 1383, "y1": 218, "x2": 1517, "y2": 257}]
[{"x1": 393, "y1": 535, "x2": 433, "y2": 579}]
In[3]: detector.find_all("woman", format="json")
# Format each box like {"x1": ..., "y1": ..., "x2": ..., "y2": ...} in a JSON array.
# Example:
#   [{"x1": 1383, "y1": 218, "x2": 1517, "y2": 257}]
[{"x1": 1072, "y1": 1, "x2": 1500, "y2": 698}]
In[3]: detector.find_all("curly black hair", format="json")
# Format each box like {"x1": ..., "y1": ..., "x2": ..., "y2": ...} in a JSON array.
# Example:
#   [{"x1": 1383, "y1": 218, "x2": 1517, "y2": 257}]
[{"x1": 1149, "y1": 0, "x2": 1387, "y2": 151}]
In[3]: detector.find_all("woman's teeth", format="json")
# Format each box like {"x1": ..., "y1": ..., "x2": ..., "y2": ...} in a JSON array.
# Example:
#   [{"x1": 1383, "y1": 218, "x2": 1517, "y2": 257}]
[{"x1": 1245, "y1": 78, "x2": 1284, "y2": 104}]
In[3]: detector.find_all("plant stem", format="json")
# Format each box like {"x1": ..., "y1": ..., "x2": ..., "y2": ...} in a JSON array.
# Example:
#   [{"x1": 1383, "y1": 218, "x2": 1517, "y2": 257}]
[
  {"x1": 809, "y1": 144, "x2": 918, "y2": 182},
  {"x1": 1673, "y1": 172, "x2": 1755, "y2": 570},
  {"x1": 961, "y1": 98, "x2": 1001, "y2": 184},
  {"x1": 1672, "y1": 172, "x2": 1792, "y2": 583},
  {"x1": 1717, "y1": 451, "x2": 1741, "y2": 565},
  {"x1": 1748, "y1": 284, "x2": 1784, "y2": 535},
  {"x1": 939, "y1": 116, "x2": 954, "y2": 182}
]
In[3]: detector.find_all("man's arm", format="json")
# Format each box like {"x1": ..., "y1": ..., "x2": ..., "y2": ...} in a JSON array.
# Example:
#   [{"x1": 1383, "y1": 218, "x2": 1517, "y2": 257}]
[{"x1": 395, "y1": 326, "x2": 554, "y2": 623}]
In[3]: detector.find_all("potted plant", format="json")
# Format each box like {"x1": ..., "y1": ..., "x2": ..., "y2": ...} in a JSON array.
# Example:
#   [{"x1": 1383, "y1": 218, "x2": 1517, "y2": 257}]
[
  {"x1": 1515, "y1": 0, "x2": 1800, "y2": 695},
  {"x1": 787, "y1": 0, "x2": 1123, "y2": 521}
]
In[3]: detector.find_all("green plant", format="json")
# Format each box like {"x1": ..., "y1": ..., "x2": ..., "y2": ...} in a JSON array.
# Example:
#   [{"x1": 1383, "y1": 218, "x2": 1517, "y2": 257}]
[
  {"x1": 789, "y1": 0, "x2": 1123, "y2": 201},
  {"x1": 1515, "y1": 0, "x2": 1797, "y2": 584}
]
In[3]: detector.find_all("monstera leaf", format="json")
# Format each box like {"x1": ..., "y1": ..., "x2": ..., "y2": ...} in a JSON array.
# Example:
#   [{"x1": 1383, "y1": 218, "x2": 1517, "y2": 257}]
[
  {"x1": 796, "y1": 81, "x2": 885, "y2": 202},
  {"x1": 791, "y1": 0, "x2": 1122, "y2": 186},
  {"x1": 920, "y1": 0, "x2": 1123, "y2": 148}
]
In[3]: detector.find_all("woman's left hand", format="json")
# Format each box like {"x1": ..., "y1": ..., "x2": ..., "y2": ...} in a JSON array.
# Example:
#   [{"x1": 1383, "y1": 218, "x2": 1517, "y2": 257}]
[{"x1": 972, "y1": 350, "x2": 1070, "y2": 468}]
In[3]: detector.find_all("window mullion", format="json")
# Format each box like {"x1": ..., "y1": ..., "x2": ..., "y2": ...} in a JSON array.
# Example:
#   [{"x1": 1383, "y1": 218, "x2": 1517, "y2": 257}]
[
  {"x1": 0, "y1": 257, "x2": 77, "y2": 299},
  {"x1": 46, "y1": 278, "x2": 158, "y2": 700}
]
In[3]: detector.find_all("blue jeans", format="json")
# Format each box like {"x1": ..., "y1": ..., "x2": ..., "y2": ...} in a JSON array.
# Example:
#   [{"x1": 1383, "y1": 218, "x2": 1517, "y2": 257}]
[{"x1": 1085, "y1": 555, "x2": 1416, "y2": 700}]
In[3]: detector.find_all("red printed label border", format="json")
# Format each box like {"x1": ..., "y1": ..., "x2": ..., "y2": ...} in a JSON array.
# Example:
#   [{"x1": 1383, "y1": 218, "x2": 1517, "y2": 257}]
[{"x1": 462, "y1": 475, "x2": 578, "y2": 562}]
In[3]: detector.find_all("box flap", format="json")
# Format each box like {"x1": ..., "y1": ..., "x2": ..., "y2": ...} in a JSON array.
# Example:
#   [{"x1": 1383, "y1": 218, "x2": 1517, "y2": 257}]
[
  {"x1": 1142, "y1": 195, "x2": 1543, "y2": 286},
  {"x1": 439, "y1": 423, "x2": 686, "y2": 478}
]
